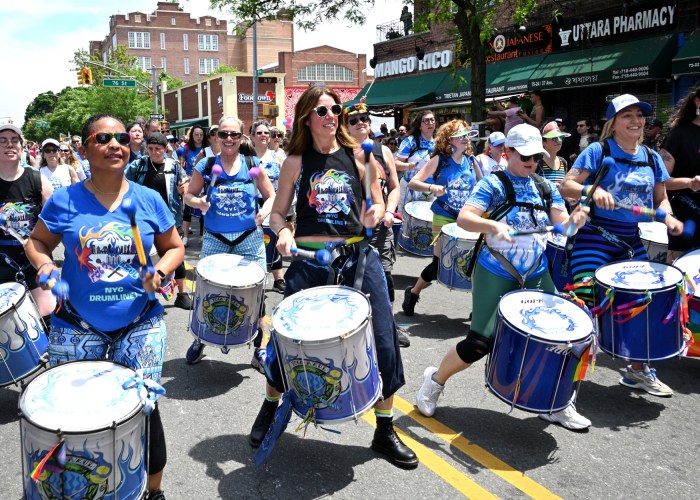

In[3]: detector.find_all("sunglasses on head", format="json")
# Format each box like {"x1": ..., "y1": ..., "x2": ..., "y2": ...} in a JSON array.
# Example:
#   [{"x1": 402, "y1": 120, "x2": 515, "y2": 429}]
[
  {"x1": 313, "y1": 104, "x2": 342, "y2": 117},
  {"x1": 519, "y1": 153, "x2": 543, "y2": 162},
  {"x1": 87, "y1": 132, "x2": 131, "y2": 146},
  {"x1": 348, "y1": 115, "x2": 370, "y2": 126},
  {"x1": 217, "y1": 130, "x2": 242, "y2": 139}
]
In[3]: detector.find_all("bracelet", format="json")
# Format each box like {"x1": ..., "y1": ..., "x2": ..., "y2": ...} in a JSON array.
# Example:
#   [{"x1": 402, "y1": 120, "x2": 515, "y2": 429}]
[
  {"x1": 428, "y1": 185, "x2": 433, "y2": 194},
  {"x1": 37, "y1": 261, "x2": 55, "y2": 272},
  {"x1": 276, "y1": 226, "x2": 291, "y2": 237}
]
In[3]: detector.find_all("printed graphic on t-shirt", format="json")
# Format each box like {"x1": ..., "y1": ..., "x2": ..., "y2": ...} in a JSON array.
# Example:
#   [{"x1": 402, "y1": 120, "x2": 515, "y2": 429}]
[
  {"x1": 307, "y1": 170, "x2": 356, "y2": 225},
  {"x1": 0, "y1": 202, "x2": 38, "y2": 239},
  {"x1": 214, "y1": 184, "x2": 249, "y2": 215},
  {"x1": 446, "y1": 176, "x2": 472, "y2": 210},
  {"x1": 264, "y1": 160, "x2": 281, "y2": 191},
  {"x1": 75, "y1": 222, "x2": 140, "y2": 288},
  {"x1": 605, "y1": 169, "x2": 653, "y2": 209}
]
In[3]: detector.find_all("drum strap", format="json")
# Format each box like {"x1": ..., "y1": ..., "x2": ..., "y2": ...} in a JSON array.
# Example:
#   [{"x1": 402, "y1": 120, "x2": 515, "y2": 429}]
[
  {"x1": 55, "y1": 299, "x2": 159, "y2": 339},
  {"x1": 210, "y1": 228, "x2": 256, "y2": 248},
  {"x1": 0, "y1": 252, "x2": 32, "y2": 283},
  {"x1": 434, "y1": 199, "x2": 459, "y2": 219},
  {"x1": 586, "y1": 220, "x2": 635, "y2": 259},
  {"x1": 484, "y1": 245, "x2": 543, "y2": 289}
]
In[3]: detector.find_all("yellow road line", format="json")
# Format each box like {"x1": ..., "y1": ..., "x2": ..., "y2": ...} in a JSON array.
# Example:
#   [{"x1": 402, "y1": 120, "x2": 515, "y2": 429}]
[
  {"x1": 361, "y1": 413, "x2": 496, "y2": 499},
  {"x1": 392, "y1": 396, "x2": 561, "y2": 500}
]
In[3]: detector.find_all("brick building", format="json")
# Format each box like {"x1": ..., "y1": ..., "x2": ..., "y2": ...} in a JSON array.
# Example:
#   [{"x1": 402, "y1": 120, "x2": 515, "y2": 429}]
[{"x1": 89, "y1": 1, "x2": 293, "y2": 85}]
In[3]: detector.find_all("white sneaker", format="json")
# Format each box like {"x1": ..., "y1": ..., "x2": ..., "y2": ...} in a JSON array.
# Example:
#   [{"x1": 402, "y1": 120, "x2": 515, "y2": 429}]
[
  {"x1": 183, "y1": 236, "x2": 189, "y2": 247},
  {"x1": 619, "y1": 365, "x2": 673, "y2": 397},
  {"x1": 539, "y1": 404, "x2": 591, "y2": 431},
  {"x1": 416, "y1": 366, "x2": 444, "y2": 417}
]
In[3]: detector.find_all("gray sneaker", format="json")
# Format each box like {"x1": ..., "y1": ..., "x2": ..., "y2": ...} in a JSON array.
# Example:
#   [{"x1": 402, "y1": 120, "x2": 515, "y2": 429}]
[
  {"x1": 416, "y1": 366, "x2": 443, "y2": 417},
  {"x1": 539, "y1": 404, "x2": 591, "y2": 431},
  {"x1": 619, "y1": 365, "x2": 673, "y2": 397}
]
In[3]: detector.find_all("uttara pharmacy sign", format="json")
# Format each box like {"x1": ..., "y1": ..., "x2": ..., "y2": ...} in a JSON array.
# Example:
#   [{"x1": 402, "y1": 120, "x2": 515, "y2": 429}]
[{"x1": 374, "y1": 50, "x2": 453, "y2": 78}]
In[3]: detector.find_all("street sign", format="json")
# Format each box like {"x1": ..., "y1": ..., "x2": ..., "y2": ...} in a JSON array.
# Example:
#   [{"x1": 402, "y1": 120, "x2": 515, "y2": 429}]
[
  {"x1": 256, "y1": 69, "x2": 263, "y2": 76},
  {"x1": 103, "y1": 79, "x2": 137, "y2": 88},
  {"x1": 150, "y1": 114, "x2": 165, "y2": 120}
]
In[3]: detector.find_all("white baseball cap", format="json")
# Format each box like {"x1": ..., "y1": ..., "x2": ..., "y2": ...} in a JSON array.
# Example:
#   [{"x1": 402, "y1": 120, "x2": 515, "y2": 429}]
[
  {"x1": 606, "y1": 94, "x2": 652, "y2": 120},
  {"x1": 41, "y1": 138, "x2": 61, "y2": 150},
  {"x1": 0, "y1": 123, "x2": 23, "y2": 138},
  {"x1": 488, "y1": 131, "x2": 506, "y2": 146},
  {"x1": 505, "y1": 124, "x2": 549, "y2": 157}
]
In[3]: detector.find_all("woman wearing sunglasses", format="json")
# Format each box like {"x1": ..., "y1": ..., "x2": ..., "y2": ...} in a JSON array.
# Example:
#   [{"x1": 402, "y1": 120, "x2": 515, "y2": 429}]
[
  {"x1": 250, "y1": 119, "x2": 288, "y2": 293},
  {"x1": 416, "y1": 123, "x2": 590, "y2": 431},
  {"x1": 250, "y1": 85, "x2": 418, "y2": 470},
  {"x1": 59, "y1": 142, "x2": 87, "y2": 181},
  {"x1": 26, "y1": 113, "x2": 185, "y2": 500},
  {"x1": 39, "y1": 138, "x2": 79, "y2": 191},
  {"x1": 177, "y1": 125, "x2": 209, "y2": 245},
  {"x1": 537, "y1": 121, "x2": 570, "y2": 185},
  {"x1": 183, "y1": 117, "x2": 275, "y2": 366},
  {"x1": 268, "y1": 127, "x2": 287, "y2": 162},
  {"x1": 402, "y1": 120, "x2": 478, "y2": 317},
  {"x1": 560, "y1": 94, "x2": 683, "y2": 399},
  {"x1": 395, "y1": 111, "x2": 436, "y2": 213}
]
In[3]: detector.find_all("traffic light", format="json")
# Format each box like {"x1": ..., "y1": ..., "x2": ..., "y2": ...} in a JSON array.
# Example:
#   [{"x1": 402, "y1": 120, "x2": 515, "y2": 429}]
[{"x1": 79, "y1": 68, "x2": 93, "y2": 85}]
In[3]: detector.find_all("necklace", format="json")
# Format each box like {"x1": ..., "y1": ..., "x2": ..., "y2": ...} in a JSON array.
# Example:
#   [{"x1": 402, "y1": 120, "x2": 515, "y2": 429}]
[{"x1": 89, "y1": 178, "x2": 124, "y2": 196}]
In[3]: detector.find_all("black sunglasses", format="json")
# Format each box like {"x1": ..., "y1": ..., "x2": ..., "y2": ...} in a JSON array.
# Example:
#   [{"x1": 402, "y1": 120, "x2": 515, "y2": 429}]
[
  {"x1": 270, "y1": 132, "x2": 283, "y2": 139},
  {"x1": 42, "y1": 147, "x2": 59, "y2": 153},
  {"x1": 519, "y1": 153, "x2": 543, "y2": 162},
  {"x1": 87, "y1": 132, "x2": 131, "y2": 146},
  {"x1": 313, "y1": 104, "x2": 342, "y2": 117},
  {"x1": 218, "y1": 130, "x2": 243, "y2": 139},
  {"x1": 348, "y1": 115, "x2": 370, "y2": 126}
]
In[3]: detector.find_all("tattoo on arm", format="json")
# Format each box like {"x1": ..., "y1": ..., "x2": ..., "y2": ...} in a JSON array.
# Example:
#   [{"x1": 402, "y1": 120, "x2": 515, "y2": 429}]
[
  {"x1": 565, "y1": 167, "x2": 583, "y2": 180},
  {"x1": 659, "y1": 149, "x2": 672, "y2": 163}
]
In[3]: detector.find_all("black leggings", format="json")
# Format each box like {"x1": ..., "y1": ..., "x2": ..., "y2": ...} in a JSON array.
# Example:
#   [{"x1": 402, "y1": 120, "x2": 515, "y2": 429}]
[
  {"x1": 148, "y1": 406, "x2": 167, "y2": 474},
  {"x1": 420, "y1": 256, "x2": 439, "y2": 283}
]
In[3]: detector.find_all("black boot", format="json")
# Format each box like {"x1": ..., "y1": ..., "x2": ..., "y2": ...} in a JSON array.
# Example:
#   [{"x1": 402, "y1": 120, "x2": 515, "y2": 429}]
[
  {"x1": 371, "y1": 417, "x2": 419, "y2": 469},
  {"x1": 249, "y1": 399, "x2": 279, "y2": 448}
]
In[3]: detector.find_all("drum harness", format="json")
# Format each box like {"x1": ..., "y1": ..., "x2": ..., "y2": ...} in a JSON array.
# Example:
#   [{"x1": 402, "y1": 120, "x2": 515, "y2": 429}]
[
  {"x1": 432, "y1": 154, "x2": 478, "y2": 219},
  {"x1": 465, "y1": 170, "x2": 552, "y2": 289}
]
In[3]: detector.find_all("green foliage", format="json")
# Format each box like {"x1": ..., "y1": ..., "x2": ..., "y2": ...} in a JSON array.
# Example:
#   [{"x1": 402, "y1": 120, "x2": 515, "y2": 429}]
[
  {"x1": 159, "y1": 72, "x2": 183, "y2": 91},
  {"x1": 24, "y1": 91, "x2": 58, "y2": 123},
  {"x1": 208, "y1": 64, "x2": 240, "y2": 76}
]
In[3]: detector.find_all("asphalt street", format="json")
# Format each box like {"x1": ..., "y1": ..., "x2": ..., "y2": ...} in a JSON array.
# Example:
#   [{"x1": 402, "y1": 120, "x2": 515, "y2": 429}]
[{"x1": 1, "y1": 227, "x2": 700, "y2": 499}]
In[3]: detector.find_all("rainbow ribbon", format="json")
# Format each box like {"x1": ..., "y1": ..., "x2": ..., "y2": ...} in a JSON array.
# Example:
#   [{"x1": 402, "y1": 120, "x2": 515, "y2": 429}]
[
  {"x1": 590, "y1": 287, "x2": 615, "y2": 317},
  {"x1": 30, "y1": 439, "x2": 66, "y2": 483},
  {"x1": 612, "y1": 291, "x2": 652, "y2": 323}
]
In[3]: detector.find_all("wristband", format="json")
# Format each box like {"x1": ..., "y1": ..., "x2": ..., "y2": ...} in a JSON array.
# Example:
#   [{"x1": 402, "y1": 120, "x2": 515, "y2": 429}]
[
  {"x1": 37, "y1": 261, "x2": 55, "y2": 272},
  {"x1": 276, "y1": 226, "x2": 290, "y2": 238},
  {"x1": 429, "y1": 185, "x2": 433, "y2": 194}
]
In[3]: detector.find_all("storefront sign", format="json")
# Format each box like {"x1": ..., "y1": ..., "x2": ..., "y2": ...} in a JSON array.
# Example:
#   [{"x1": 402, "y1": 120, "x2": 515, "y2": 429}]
[
  {"x1": 375, "y1": 50, "x2": 452, "y2": 78},
  {"x1": 486, "y1": 25, "x2": 552, "y2": 62},
  {"x1": 238, "y1": 90, "x2": 275, "y2": 103},
  {"x1": 554, "y1": 1, "x2": 675, "y2": 50}
]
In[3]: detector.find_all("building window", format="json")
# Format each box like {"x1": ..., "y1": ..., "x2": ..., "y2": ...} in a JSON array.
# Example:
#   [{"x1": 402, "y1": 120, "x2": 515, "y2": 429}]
[
  {"x1": 161, "y1": 57, "x2": 167, "y2": 72},
  {"x1": 199, "y1": 58, "x2": 219, "y2": 74},
  {"x1": 160, "y1": 33, "x2": 165, "y2": 50},
  {"x1": 136, "y1": 56, "x2": 152, "y2": 71},
  {"x1": 111, "y1": 34, "x2": 117, "y2": 49},
  {"x1": 128, "y1": 32, "x2": 151, "y2": 49},
  {"x1": 134, "y1": 14, "x2": 141, "y2": 23},
  {"x1": 171, "y1": 18, "x2": 176, "y2": 26},
  {"x1": 198, "y1": 34, "x2": 219, "y2": 51},
  {"x1": 297, "y1": 64, "x2": 353, "y2": 82},
  {"x1": 183, "y1": 34, "x2": 188, "y2": 51},
  {"x1": 184, "y1": 58, "x2": 190, "y2": 75}
]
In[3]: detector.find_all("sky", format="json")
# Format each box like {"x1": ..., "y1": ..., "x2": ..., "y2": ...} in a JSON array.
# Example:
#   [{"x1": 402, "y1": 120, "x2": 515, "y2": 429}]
[{"x1": 3, "y1": 0, "x2": 404, "y2": 126}]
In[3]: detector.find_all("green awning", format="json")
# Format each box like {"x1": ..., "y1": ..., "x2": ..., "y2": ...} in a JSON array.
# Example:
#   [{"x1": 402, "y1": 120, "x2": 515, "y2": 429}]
[
  {"x1": 346, "y1": 71, "x2": 451, "y2": 107},
  {"x1": 529, "y1": 34, "x2": 675, "y2": 90},
  {"x1": 672, "y1": 32, "x2": 700, "y2": 76},
  {"x1": 168, "y1": 117, "x2": 209, "y2": 130},
  {"x1": 434, "y1": 69, "x2": 470, "y2": 103}
]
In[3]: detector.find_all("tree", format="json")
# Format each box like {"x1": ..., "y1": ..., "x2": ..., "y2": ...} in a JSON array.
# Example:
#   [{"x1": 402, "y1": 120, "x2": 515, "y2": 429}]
[
  {"x1": 24, "y1": 91, "x2": 58, "y2": 124},
  {"x1": 209, "y1": 0, "x2": 536, "y2": 121},
  {"x1": 208, "y1": 64, "x2": 240, "y2": 76}
]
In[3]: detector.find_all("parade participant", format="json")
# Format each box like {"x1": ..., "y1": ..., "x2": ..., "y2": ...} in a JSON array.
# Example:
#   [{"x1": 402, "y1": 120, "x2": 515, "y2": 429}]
[
  {"x1": 59, "y1": 142, "x2": 87, "y2": 181},
  {"x1": 251, "y1": 119, "x2": 287, "y2": 293},
  {"x1": 125, "y1": 132, "x2": 192, "y2": 310},
  {"x1": 402, "y1": 120, "x2": 478, "y2": 317},
  {"x1": 268, "y1": 127, "x2": 287, "y2": 162},
  {"x1": 658, "y1": 84, "x2": 700, "y2": 262},
  {"x1": 250, "y1": 85, "x2": 418, "y2": 469},
  {"x1": 25, "y1": 113, "x2": 184, "y2": 500},
  {"x1": 395, "y1": 111, "x2": 436, "y2": 213},
  {"x1": 39, "y1": 139, "x2": 79, "y2": 190},
  {"x1": 537, "y1": 121, "x2": 570, "y2": 185},
  {"x1": 183, "y1": 116, "x2": 275, "y2": 367},
  {"x1": 415, "y1": 123, "x2": 590, "y2": 430},
  {"x1": 0, "y1": 124, "x2": 55, "y2": 320},
  {"x1": 559, "y1": 94, "x2": 682, "y2": 397},
  {"x1": 177, "y1": 125, "x2": 208, "y2": 245},
  {"x1": 343, "y1": 103, "x2": 409, "y2": 346},
  {"x1": 474, "y1": 131, "x2": 507, "y2": 179},
  {"x1": 204, "y1": 126, "x2": 221, "y2": 157},
  {"x1": 126, "y1": 121, "x2": 146, "y2": 162}
]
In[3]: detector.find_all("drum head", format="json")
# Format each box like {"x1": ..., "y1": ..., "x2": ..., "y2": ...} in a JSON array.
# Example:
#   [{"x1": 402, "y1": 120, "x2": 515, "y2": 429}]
[
  {"x1": 197, "y1": 254, "x2": 266, "y2": 287},
  {"x1": 639, "y1": 222, "x2": 668, "y2": 245},
  {"x1": 273, "y1": 286, "x2": 370, "y2": 342},
  {"x1": 19, "y1": 361, "x2": 143, "y2": 433},
  {"x1": 595, "y1": 261, "x2": 683, "y2": 290},
  {"x1": 404, "y1": 201, "x2": 433, "y2": 222},
  {"x1": 0, "y1": 282, "x2": 25, "y2": 312},
  {"x1": 498, "y1": 290, "x2": 592, "y2": 343},
  {"x1": 674, "y1": 249, "x2": 700, "y2": 298},
  {"x1": 440, "y1": 223, "x2": 480, "y2": 241}
]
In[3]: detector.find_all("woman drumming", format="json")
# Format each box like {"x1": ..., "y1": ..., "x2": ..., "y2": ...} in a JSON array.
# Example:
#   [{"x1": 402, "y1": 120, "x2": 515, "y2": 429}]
[
  {"x1": 39, "y1": 139, "x2": 79, "y2": 191},
  {"x1": 416, "y1": 124, "x2": 590, "y2": 430},
  {"x1": 25, "y1": 113, "x2": 185, "y2": 500},
  {"x1": 559, "y1": 94, "x2": 683, "y2": 398},
  {"x1": 659, "y1": 84, "x2": 700, "y2": 262},
  {"x1": 402, "y1": 120, "x2": 477, "y2": 317},
  {"x1": 249, "y1": 85, "x2": 418, "y2": 469},
  {"x1": 394, "y1": 110, "x2": 436, "y2": 213},
  {"x1": 183, "y1": 116, "x2": 275, "y2": 368}
]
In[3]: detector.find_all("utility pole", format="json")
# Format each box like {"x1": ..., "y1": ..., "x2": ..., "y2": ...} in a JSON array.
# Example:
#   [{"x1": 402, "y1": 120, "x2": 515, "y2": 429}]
[
  {"x1": 252, "y1": 19, "x2": 259, "y2": 123},
  {"x1": 150, "y1": 66, "x2": 163, "y2": 115}
]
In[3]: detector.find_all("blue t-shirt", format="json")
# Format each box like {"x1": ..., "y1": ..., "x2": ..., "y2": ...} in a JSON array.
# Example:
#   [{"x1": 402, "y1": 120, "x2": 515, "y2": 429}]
[
  {"x1": 466, "y1": 171, "x2": 565, "y2": 280},
  {"x1": 40, "y1": 181, "x2": 174, "y2": 331},
  {"x1": 574, "y1": 139, "x2": 669, "y2": 223},
  {"x1": 431, "y1": 155, "x2": 477, "y2": 218},
  {"x1": 194, "y1": 155, "x2": 259, "y2": 234},
  {"x1": 176, "y1": 145, "x2": 203, "y2": 175},
  {"x1": 261, "y1": 152, "x2": 282, "y2": 194},
  {"x1": 397, "y1": 135, "x2": 435, "y2": 182}
]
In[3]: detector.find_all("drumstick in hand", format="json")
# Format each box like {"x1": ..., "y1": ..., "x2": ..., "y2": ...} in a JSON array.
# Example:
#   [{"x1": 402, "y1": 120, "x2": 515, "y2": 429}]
[
  {"x1": 361, "y1": 139, "x2": 374, "y2": 238},
  {"x1": 582, "y1": 157, "x2": 614, "y2": 208},
  {"x1": 202, "y1": 164, "x2": 222, "y2": 215},
  {"x1": 38, "y1": 269, "x2": 69, "y2": 299},
  {"x1": 123, "y1": 198, "x2": 156, "y2": 301},
  {"x1": 623, "y1": 205, "x2": 696, "y2": 238},
  {"x1": 290, "y1": 247, "x2": 332, "y2": 265}
]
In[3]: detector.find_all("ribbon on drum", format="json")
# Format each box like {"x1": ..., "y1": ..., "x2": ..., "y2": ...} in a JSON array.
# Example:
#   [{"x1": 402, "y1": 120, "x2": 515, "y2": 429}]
[
  {"x1": 30, "y1": 439, "x2": 66, "y2": 483},
  {"x1": 122, "y1": 369, "x2": 166, "y2": 416},
  {"x1": 611, "y1": 291, "x2": 652, "y2": 323}
]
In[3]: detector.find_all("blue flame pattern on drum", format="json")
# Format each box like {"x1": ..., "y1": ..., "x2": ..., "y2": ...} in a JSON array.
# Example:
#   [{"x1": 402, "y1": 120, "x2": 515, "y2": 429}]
[
  {"x1": 610, "y1": 268, "x2": 665, "y2": 286},
  {"x1": 520, "y1": 306, "x2": 577, "y2": 337}
]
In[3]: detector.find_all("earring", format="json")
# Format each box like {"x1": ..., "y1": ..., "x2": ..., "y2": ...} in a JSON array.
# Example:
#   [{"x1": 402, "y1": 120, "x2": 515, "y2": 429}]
[{"x1": 451, "y1": 145, "x2": 457, "y2": 154}]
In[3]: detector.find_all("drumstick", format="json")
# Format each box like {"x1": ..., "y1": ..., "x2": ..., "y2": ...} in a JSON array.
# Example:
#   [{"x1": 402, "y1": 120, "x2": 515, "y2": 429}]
[
  {"x1": 361, "y1": 139, "x2": 375, "y2": 238},
  {"x1": 290, "y1": 246, "x2": 332, "y2": 265},
  {"x1": 202, "y1": 164, "x2": 222, "y2": 215},
  {"x1": 38, "y1": 269, "x2": 69, "y2": 299},
  {"x1": 249, "y1": 166, "x2": 261, "y2": 215},
  {"x1": 622, "y1": 205, "x2": 696, "y2": 238},
  {"x1": 0, "y1": 213, "x2": 26, "y2": 244},
  {"x1": 123, "y1": 198, "x2": 156, "y2": 301},
  {"x1": 581, "y1": 157, "x2": 614, "y2": 208}
]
